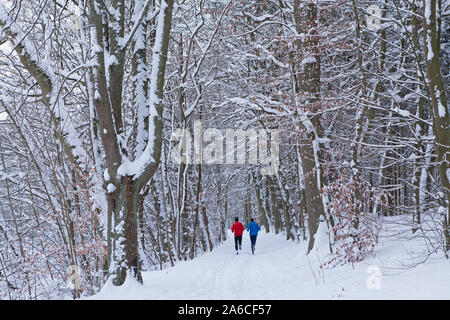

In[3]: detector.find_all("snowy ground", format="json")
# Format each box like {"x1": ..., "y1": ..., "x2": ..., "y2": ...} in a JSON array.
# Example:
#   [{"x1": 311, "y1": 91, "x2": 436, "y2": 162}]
[{"x1": 89, "y1": 218, "x2": 450, "y2": 300}]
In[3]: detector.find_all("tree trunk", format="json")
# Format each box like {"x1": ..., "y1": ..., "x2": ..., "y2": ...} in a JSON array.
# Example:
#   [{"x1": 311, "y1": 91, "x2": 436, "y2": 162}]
[
  {"x1": 293, "y1": 0, "x2": 326, "y2": 253},
  {"x1": 423, "y1": 0, "x2": 450, "y2": 250}
]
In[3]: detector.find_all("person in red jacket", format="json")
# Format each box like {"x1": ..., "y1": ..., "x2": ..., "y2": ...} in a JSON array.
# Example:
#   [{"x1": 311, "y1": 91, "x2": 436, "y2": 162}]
[{"x1": 231, "y1": 217, "x2": 244, "y2": 254}]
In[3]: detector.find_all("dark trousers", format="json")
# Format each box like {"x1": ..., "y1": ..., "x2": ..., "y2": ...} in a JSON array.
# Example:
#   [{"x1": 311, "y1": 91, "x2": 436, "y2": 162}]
[
  {"x1": 234, "y1": 236, "x2": 242, "y2": 251},
  {"x1": 250, "y1": 235, "x2": 257, "y2": 254}
]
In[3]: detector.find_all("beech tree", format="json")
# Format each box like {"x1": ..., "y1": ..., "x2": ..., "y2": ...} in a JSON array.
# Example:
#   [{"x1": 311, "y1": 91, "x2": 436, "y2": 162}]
[{"x1": 0, "y1": 0, "x2": 175, "y2": 286}]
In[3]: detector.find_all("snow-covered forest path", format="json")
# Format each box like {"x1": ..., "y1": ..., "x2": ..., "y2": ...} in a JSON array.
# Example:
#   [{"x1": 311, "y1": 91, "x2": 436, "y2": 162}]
[
  {"x1": 161, "y1": 230, "x2": 307, "y2": 300},
  {"x1": 98, "y1": 230, "x2": 314, "y2": 299},
  {"x1": 91, "y1": 226, "x2": 450, "y2": 300}
]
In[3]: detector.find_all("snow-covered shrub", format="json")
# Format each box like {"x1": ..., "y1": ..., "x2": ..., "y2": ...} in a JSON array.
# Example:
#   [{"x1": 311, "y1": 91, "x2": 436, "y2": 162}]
[{"x1": 322, "y1": 171, "x2": 382, "y2": 268}]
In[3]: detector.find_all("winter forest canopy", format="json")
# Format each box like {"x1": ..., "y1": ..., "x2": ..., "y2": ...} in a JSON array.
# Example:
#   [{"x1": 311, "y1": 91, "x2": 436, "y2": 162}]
[{"x1": 0, "y1": 0, "x2": 449, "y2": 299}]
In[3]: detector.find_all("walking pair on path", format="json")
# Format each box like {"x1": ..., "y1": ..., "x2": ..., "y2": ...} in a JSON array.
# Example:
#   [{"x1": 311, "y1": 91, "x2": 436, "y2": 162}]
[{"x1": 231, "y1": 217, "x2": 261, "y2": 255}]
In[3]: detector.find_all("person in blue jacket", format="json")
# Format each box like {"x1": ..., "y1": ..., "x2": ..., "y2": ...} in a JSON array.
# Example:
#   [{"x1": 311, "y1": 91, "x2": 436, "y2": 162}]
[{"x1": 246, "y1": 218, "x2": 261, "y2": 255}]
